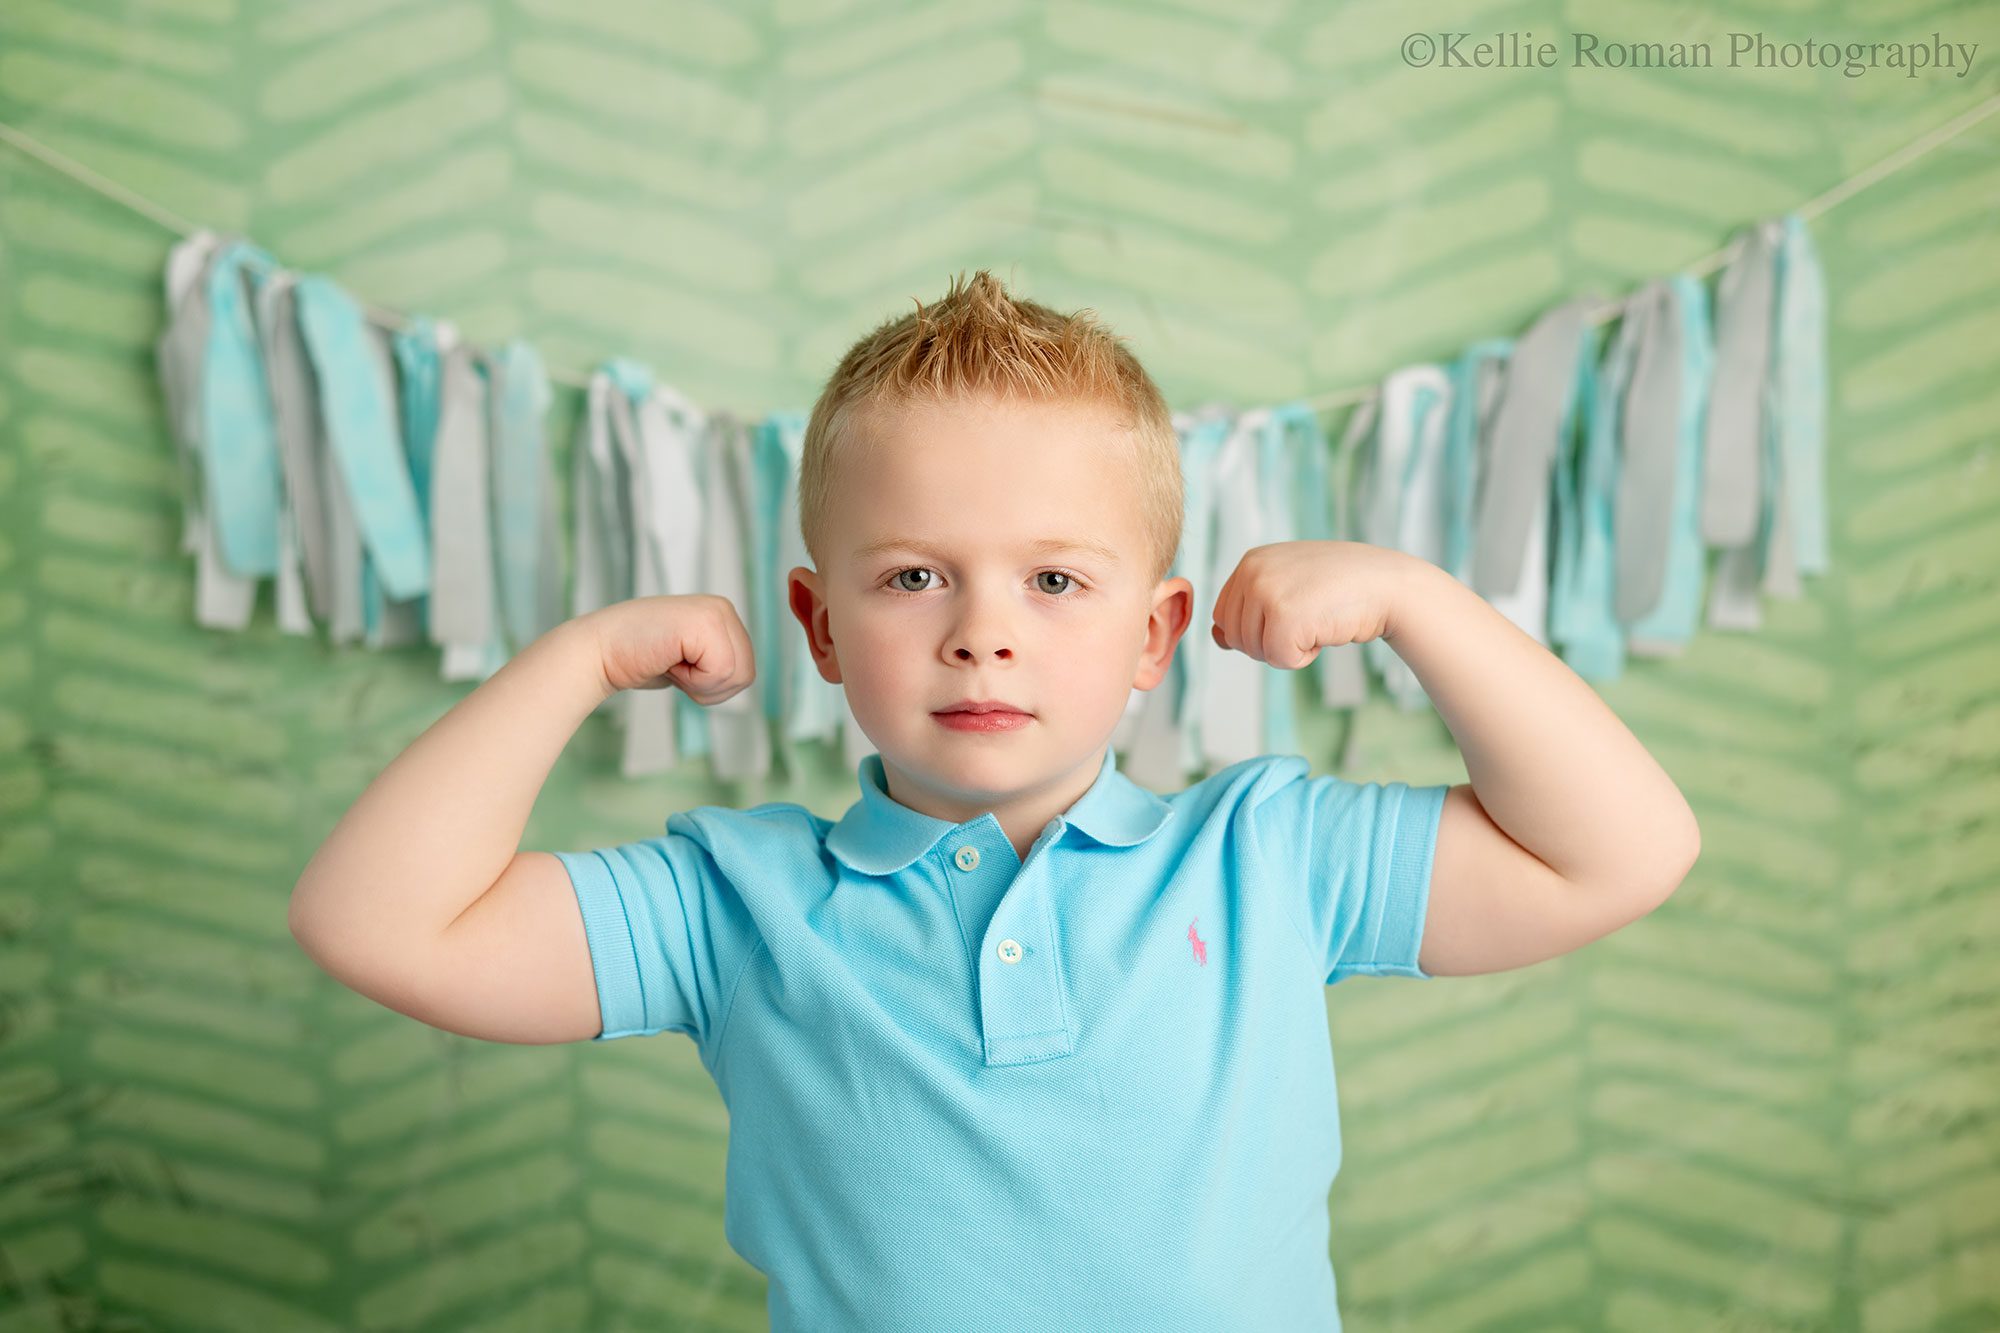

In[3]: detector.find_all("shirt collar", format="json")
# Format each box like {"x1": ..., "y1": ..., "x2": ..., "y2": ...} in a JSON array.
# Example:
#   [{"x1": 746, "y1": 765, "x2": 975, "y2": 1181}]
[{"x1": 826, "y1": 745, "x2": 1175, "y2": 876}]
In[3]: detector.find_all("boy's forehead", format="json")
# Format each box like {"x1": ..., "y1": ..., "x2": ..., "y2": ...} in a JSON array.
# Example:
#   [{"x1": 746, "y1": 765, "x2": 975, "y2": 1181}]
[{"x1": 836, "y1": 397, "x2": 1144, "y2": 557}]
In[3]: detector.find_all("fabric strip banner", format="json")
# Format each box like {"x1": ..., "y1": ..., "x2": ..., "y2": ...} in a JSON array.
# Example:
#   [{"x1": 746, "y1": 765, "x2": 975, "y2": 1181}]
[{"x1": 153, "y1": 208, "x2": 1831, "y2": 783}]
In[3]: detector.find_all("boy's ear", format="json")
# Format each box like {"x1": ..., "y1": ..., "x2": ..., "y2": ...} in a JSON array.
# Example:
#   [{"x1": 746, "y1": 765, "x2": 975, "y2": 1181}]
[
  {"x1": 1134, "y1": 576, "x2": 1194, "y2": 691},
  {"x1": 787, "y1": 566, "x2": 842, "y2": 684}
]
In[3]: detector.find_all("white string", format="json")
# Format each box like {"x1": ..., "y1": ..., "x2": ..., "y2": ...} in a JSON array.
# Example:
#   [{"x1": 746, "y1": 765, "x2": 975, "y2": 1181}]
[{"x1": 4, "y1": 91, "x2": 1998, "y2": 415}]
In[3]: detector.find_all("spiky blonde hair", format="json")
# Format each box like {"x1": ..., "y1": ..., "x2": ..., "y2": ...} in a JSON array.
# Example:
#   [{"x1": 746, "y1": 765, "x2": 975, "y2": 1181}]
[{"x1": 797, "y1": 270, "x2": 1184, "y2": 588}]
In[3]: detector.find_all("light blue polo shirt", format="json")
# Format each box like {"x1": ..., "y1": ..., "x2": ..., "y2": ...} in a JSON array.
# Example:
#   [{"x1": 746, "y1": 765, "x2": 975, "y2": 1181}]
[{"x1": 556, "y1": 745, "x2": 1451, "y2": 1333}]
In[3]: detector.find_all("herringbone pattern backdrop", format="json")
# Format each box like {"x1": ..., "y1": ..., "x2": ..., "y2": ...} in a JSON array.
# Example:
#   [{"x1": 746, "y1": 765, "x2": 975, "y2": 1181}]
[{"x1": 1, "y1": 1, "x2": 1996, "y2": 1329}]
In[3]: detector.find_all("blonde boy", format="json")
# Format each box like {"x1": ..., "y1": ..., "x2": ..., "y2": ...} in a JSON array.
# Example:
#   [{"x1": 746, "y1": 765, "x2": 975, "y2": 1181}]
[{"x1": 291, "y1": 271, "x2": 1700, "y2": 1331}]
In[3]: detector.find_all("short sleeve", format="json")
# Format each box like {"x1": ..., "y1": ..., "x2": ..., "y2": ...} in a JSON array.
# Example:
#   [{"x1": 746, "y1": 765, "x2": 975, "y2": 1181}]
[
  {"x1": 553, "y1": 834, "x2": 738, "y2": 1045},
  {"x1": 1240, "y1": 756, "x2": 1452, "y2": 984}
]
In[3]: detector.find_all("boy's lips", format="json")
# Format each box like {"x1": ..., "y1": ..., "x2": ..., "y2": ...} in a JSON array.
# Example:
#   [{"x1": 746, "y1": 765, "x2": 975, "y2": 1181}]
[{"x1": 934, "y1": 708, "x2": 1033, "y2": 732}]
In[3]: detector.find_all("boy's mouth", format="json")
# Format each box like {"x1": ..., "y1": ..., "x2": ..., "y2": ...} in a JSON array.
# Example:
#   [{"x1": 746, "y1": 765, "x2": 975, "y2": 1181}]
[
  {"x1": 933, "y1": 699, "x2": 1034, "y2": 732},
  {"x1": 934, "y1": 699, "x2": 1030, "y2": 716}
]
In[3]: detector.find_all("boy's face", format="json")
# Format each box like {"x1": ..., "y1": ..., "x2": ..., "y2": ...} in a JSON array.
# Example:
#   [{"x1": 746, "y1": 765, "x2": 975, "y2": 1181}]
[{"x1": 787, "y1": 393, "x2": 1193, "y2": 829}]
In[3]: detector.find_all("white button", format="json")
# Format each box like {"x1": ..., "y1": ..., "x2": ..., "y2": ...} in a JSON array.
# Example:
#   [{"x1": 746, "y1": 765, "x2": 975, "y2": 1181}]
[
  {"x1": 997, "y1": 938, "x2": 1022, "y2": 964},
  {"x1": 954, "y1": 846, "x2": 979, "y2": 871}
]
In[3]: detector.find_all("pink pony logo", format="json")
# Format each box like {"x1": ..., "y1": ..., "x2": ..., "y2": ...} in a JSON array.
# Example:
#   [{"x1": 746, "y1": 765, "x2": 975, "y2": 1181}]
[{"x1": 1188, "y1": 917, "x2": 1208, "y2": 967}]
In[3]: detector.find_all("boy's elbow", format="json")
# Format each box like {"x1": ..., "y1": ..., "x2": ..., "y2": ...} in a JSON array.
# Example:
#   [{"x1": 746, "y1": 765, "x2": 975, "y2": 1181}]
[
  {"x1": 287, "y1": 878, "x2": 333, "y2": 950},
  {"x1": 286, "y1": 879, "x2": 376, "y2": 977},
  {"x1": 287, "y1": 890, "x2": 342, "y2": 974},
  {"x1": 1648, "y1": 821, "x2": 1701, "y2": 908},
  {"x1": 1660, "y1": 795, "x2": 1701, "y2": 877},
  {"x1": 1677, "y1": 812, "x2": 1701, "y2": 876}
]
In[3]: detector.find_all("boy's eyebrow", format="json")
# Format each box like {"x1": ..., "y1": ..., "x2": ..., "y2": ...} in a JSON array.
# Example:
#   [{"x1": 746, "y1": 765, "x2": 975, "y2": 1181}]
[{"x1": 852, "y1": 535, "x2": 1122, "y2": 566}]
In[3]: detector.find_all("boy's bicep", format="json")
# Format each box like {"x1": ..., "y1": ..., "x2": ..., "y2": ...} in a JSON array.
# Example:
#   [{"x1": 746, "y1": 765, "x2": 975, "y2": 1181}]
[
  {"x1": 1246, "y1": 763, "x2": 1452, "y2": 984},
  {"x1": 554, "y1": 834, "x2": 734, "y2": 1044}
]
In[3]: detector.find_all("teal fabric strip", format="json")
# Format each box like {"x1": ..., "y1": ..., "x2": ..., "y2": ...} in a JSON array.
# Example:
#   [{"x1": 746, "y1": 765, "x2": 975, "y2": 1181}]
[
  {"x1": 487, "y1": 338, "x2": 562, "y2": 652},
  {"x1": 1557, "y1": 287, "x2": 1648, "y2": 680},
  {"x1": 1359, "y1": 366, "x2": 1452, "y2": 710},
  {"x1": 360, "y1": 323, "x2": 425, "y2": 648},
  {"x1": 1442, "y1": 339, "x2": 1513, "y2": 584},
  {"x1": 391, "y1": 316, "x2": 445, "y2": 638},
  {"x1": 200, "y1": 238, "x2": 286, "y2": 579},
  {"x1": 752, "y1": 413, "x2": 804, "y2": 730},
  {"x1": 1627, "y1": 273, "x2": 1717, "y2": 652},
  {"x1": 1546, "y1": 310, "x2": 1611, "y2": 676},
  {"x1": 763, "y1": 410, "x2": 838, "y2": 750},
  {"x1": 292, "y1": 275, "x2": 430, "y2": 601}
]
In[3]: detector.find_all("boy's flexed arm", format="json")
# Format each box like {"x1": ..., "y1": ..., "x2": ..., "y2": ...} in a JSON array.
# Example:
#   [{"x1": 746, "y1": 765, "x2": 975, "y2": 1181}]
[
  {"x1": 286, "y1": 618, "x2": 610, "y2": 981},
  {"x1": 1211, "y1": 540, "x2": 1701, "y2": 978},
  {"x1": 287, "y1": 594, "x2": 756, "y2": 1038}
]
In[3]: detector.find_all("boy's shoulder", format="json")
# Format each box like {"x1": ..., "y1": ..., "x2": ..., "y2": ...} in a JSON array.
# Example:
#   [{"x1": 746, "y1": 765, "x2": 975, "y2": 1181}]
[
  {"x1": 1163, "y1": 751, "x2": 1313, "y2": 809},
  {"x1": 1154, "y1": 750, "x2": 1393, "y2": 845},
  {"x1": 664, "y1": 797, "x2": 824, "y2": 845}
]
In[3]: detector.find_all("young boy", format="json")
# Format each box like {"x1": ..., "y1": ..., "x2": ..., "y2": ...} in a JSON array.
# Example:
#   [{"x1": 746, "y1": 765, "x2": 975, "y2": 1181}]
[{"x1": 289, "y1": 272, "x2": 1701, "y2": 1331}]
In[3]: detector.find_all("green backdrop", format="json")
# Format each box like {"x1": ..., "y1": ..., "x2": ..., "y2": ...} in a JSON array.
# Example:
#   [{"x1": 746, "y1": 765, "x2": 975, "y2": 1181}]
[{"x1": 2, "y1": 1, "x2": 1997, "y2": 1329}]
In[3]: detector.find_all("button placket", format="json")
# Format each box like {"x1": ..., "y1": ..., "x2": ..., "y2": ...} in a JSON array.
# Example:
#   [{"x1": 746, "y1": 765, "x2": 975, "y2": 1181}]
[
  {"x1": 944, "y1": 832, "x2": 1072, "y2": 1066},
  {"x1": 951, "y1": 848, "x2": 1024, "y2": 962}
]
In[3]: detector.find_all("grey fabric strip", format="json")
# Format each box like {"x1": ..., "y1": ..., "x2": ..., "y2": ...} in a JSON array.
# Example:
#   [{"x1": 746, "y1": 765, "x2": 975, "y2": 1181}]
[
  {"x1": 702, "y1": 412, "x2": 771, "y2": 783},
  {"x1": 1472, "y1": 294, "x2": 1601, "y2": 598},
  {"x1": 569, "y1": 376, "x2": 608, "y2": 618},
  {"x1": 157, "y1": 231, "x2": 259, "y2": 630},
  {"x1": 619, "y1": 387, "x2": 702, "y2": 778},
  {"x1": 1759, "y1": 222, "x2": 1810, "y2": 602},
  {"x1": 571, "y1": 373, "x2": 636, "y2": 620},
  {"x1": 320, "y1": 408, "x2": 365, "y2": 645},
  {"x1": 603, "y1": 379, "x2": 647, "y2": 604},
  {"x1": 1761, "y1": 421, "x2": 1799, "y2": 600},
  {"x1": 1613, "y1": 280, "x2": 1680, "y2": 623},
  {"x1": 425, "y1": 341, "x2": 495, "y2": 650},
  {"x1": 366, "y1": 323, "x2": 426, "y2": 648},
  {"x1": 532, "y1": 429, "x2": 566, "y2": 643},
  {"x1": 155, "y1": 232, "x2": 222, "y2": 554},
  {"x1": 1706, "y1": 545, "x2": 1764, "y2": 632},
  {"x1": 256, "y1": 273, "x2": 336, "y2": 628},
  {"x1": 1701, "y1": 221, "x2": 1781, "y2": 548}
]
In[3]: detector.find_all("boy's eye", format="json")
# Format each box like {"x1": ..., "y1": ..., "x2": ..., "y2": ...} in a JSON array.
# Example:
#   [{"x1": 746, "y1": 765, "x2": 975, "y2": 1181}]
[{"x1": 884, "y1": 567, "x2": 1084, "y2": 597}]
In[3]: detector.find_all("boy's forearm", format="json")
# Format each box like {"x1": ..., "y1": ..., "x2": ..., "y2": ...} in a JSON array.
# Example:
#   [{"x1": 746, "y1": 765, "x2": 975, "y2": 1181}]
[
  {"x1": 287, "y1": 616, "x2": 610, "y2": 967},
  {"x1": 1385, "y1": 557, "x2": 1701, "y2": 894}
]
